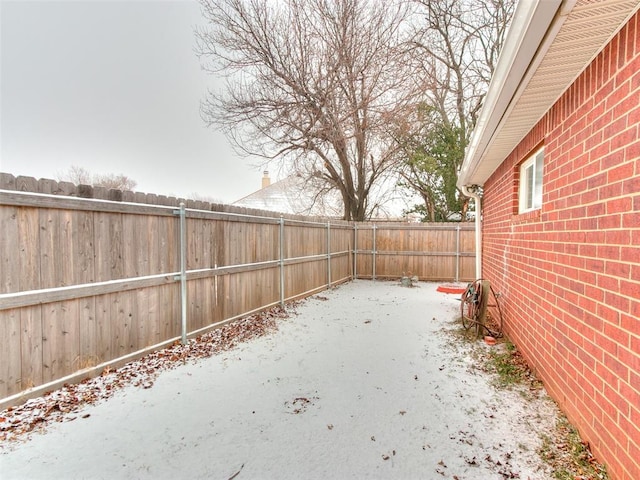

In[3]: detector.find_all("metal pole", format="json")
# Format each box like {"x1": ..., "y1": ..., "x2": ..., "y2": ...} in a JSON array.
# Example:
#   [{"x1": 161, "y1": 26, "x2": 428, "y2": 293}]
[
  {"x1": 279, "y1": 216, "x2": 285, "y2": 307},
  {"x1": 327, "y1": 221, "x2": 331, "y2": 288},
  {"x1": 372, "y1": 224, "x2": 377, "y2": 281},
  {"x1": 455, "y1": 224, "x2": 461, "y2": 283},
  {"x1": 353, "y1": 223, "x2": 358, "y2": 280},
  {"x1": 176, "y1": 202, "x2": 188, "y2": 345}
]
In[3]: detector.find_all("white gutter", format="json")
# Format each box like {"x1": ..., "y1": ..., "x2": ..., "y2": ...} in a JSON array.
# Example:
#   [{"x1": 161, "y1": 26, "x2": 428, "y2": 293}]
[
  {"x1": 460, "y1": 185, "x2": 482, "y2": 279},
  {"x1": 458, "y1": 0, "x2": 570, "y2": 188},
  {"x1": 457, "y1": 0, "x2": 574, "y2": 280}
]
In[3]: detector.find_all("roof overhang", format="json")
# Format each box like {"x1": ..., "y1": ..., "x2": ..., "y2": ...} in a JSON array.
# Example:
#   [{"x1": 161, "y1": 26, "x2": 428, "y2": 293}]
[{"x1": 458, "y1": 0, "x2": 640, "y2": 189}]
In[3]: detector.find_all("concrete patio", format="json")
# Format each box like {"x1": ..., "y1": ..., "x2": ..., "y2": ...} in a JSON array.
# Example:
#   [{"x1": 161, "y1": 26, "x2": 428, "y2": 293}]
[{"x1": 0, "y1": 280, "x2": 559, "y2": 479}]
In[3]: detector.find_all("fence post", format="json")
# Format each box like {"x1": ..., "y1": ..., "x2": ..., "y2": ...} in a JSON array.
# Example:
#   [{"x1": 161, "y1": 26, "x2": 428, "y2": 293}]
[
  {"x1": 173, "y1": 202, "x2": 188, "y2": 345},
  {"x1": 455, "y1": 224, "x2": 461, "y2": 283},
  {"x1": 279, "y1": 216, "x2": 285, "y2": 307},
  {"x1": 353, "y1": 223, "x2": 358, "y2": 280},
  {"x1": 327, "y1": 221, "x2": 331, "y2": 288},
  {"x1": 372, "y1": 224, "x2": 377, "y2": 281}
]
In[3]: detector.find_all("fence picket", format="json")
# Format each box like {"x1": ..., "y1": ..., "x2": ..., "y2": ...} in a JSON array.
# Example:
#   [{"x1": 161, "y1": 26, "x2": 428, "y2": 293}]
[{"x1": 0, "y1": 179, "x2": 474, "y2": 408}]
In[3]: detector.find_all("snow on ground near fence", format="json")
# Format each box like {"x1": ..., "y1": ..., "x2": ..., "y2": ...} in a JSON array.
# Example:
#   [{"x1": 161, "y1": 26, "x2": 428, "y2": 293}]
[{"x1": 0, "y1": 280, "x2": 558, "y2": 479}]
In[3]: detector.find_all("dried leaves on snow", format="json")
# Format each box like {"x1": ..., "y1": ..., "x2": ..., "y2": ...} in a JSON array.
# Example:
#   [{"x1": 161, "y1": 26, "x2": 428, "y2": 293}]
[{"x1": 0, "y1": 305, "x2": 291, "y2": 445}]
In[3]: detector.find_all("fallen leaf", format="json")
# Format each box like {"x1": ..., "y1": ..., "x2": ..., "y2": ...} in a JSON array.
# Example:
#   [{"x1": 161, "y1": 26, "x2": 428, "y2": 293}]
[
  {"x1": 227, "y1": 463, "x2": 244, "y2": 480},
  {"x1": 0, "y1": 304, "x2": 291, "y2": 444}
]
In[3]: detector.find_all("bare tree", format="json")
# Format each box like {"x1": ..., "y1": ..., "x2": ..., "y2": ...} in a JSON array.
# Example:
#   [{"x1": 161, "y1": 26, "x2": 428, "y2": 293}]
[
  {"x1": 398, "y1": 0, "x2": 515, "y2": 220},
  {"x1": 196, "y1": 0, "x2": 422, "y2": 220},
  {"x1": 92, "y1": 173, "x2": 138, "y2": 191},
  {"x1": 57, "y1": 165, "x2": 92, "y2": 185},
  {"x1": 57, "y1": 165, "x2": 138, "y2": 191},
  {"x1": 189, "y1": 192, "x2": 224, "y2": 204},
  {"x1": 412, "y1": 0, "x2": 513, "y2": 135}
]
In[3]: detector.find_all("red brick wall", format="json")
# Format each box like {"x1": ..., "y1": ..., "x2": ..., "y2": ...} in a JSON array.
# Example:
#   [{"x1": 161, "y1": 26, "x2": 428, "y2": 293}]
[{"x1": 482, "y1": 11, "x2": 640, "y2": 480}]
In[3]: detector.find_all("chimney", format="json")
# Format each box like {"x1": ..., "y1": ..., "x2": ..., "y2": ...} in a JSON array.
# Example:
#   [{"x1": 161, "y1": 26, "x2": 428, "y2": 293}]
[{"x1": 262, "y1": 170, "x2": 271, "y2": 188}]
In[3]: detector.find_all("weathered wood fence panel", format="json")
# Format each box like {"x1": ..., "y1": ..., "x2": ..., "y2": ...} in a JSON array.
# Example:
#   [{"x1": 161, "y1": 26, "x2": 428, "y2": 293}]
[
  {"x1": 0, "y1": 173, "x2": 474, "y2": 408},
  {"x1": 354, "y1": 224, "x2": 475, "y2": 281}
]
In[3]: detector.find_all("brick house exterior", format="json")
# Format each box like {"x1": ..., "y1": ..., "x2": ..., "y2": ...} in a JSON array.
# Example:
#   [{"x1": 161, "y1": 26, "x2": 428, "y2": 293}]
[{"x1": 458, "y1": 2, "x2": 639, "y2": 479}]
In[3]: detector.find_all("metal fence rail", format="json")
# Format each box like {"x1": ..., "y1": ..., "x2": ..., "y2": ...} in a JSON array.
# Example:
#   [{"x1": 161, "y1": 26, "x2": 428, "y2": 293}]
[
  {"x1": 0, "y1": 175, "x2": 475, "y2": 409},
  {"x1": 353, "y1": 223, "x2": 475, "y2": 283}
]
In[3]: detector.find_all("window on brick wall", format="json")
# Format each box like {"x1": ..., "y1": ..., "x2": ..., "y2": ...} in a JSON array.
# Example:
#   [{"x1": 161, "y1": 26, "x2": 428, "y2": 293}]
[{"x1": 519, "y1": 147, "x2": 544, "y2": 213}]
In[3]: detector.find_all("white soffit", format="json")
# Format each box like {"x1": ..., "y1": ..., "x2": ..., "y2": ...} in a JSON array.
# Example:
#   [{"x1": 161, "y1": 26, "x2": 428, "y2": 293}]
[{"x1": 461, "y1": 0, "x2": 640, "y2": 187}]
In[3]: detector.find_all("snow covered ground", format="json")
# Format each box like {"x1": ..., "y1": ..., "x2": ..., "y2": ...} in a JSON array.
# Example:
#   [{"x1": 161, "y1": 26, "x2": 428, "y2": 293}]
[{"x1": 0, "y1": 280, "x2": 559, "y2": 479}]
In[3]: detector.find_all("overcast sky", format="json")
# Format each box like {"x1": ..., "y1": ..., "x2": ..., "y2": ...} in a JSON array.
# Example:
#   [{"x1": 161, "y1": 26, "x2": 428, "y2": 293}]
[{"x1": 0, "y1": 0, "x2": 265, "y2": 203}]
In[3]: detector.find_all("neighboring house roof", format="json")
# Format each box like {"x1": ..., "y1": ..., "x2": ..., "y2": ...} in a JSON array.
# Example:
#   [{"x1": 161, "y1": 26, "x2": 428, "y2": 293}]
[
  {"x1": 233, "y1": 173, "x2": 417, "y2": 220},
  {"x1": 458, "y1": 0, "x2": 640, "y2": 188},
  {"x1": 232, "y1": 174, "x2": 342, "y2": 217}
]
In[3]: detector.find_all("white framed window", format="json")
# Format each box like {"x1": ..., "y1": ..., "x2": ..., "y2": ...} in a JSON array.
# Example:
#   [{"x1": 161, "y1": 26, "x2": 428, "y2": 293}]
[{"x1": 519, "y1": 147, "x2": 544, "y2": 213}]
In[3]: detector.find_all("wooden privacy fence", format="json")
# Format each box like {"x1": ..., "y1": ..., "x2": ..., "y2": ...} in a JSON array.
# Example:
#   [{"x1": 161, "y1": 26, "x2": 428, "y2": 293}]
[
  {"x1": 353, "y1": 223, "x2": 475, "y2": 281},
  {"x1": 0, "y1": 174, "x2": 475, "y2": 408}
]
